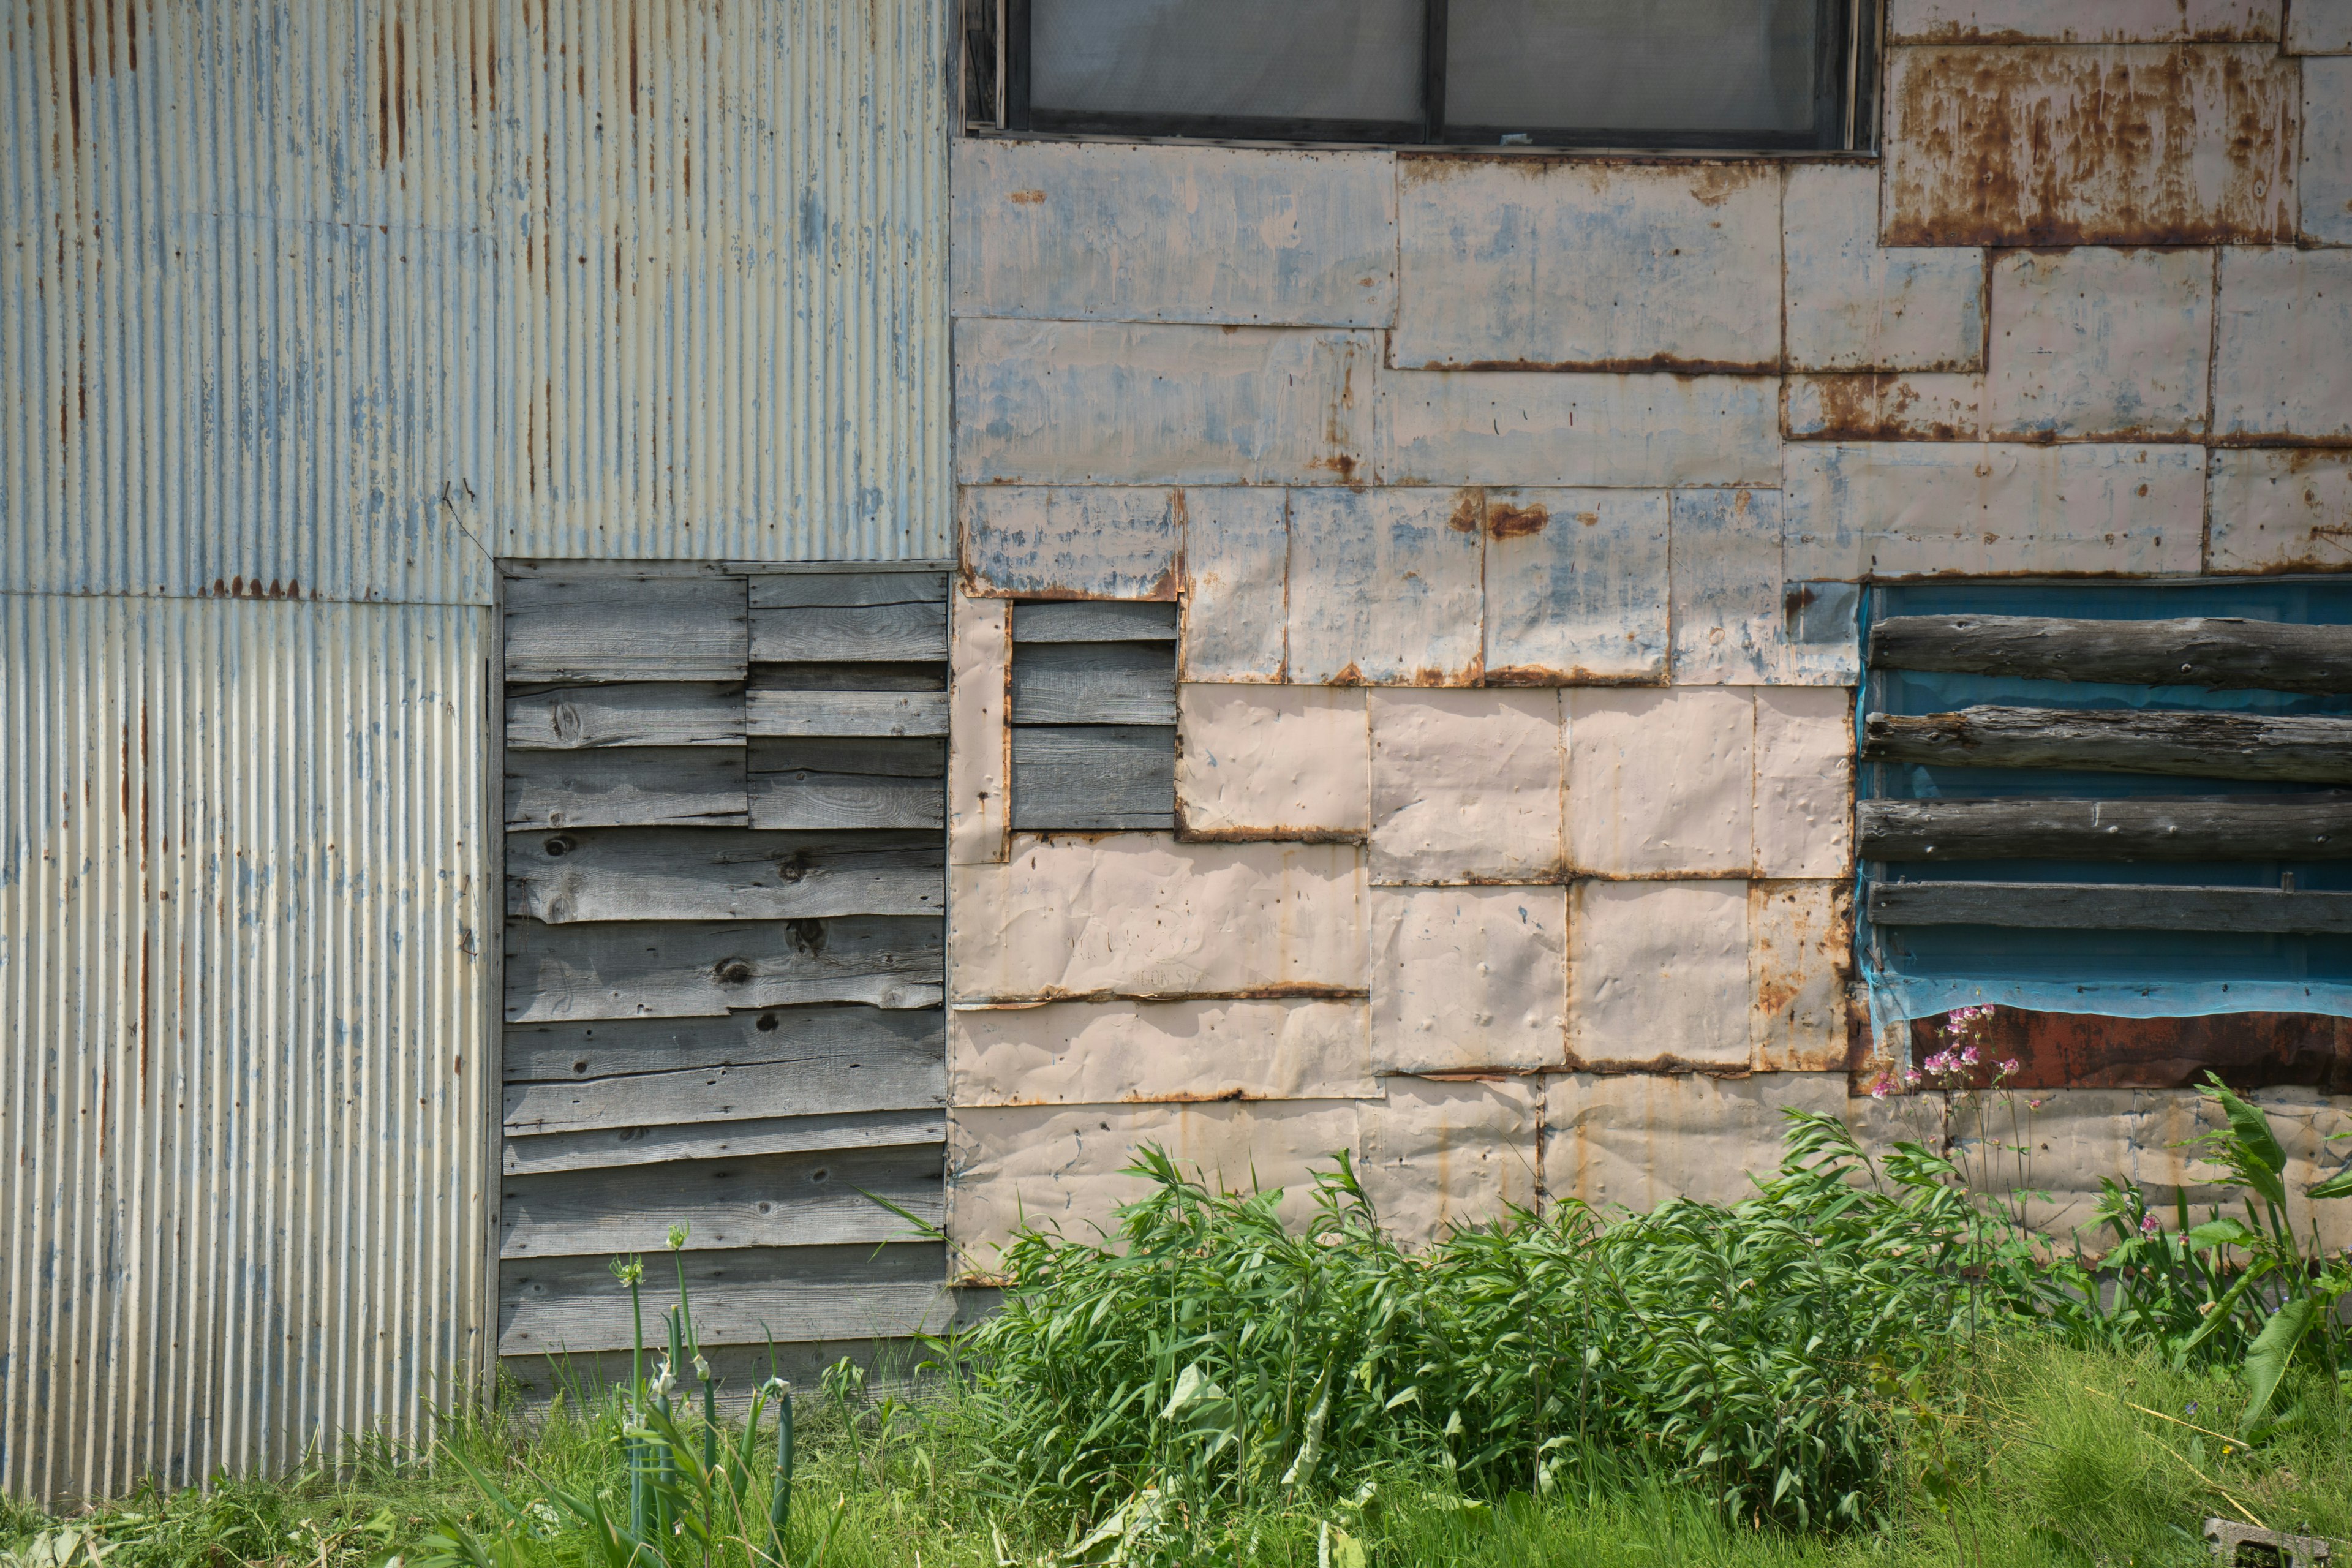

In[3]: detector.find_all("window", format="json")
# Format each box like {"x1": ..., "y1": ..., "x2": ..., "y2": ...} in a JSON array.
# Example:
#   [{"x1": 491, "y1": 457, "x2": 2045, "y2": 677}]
[
  {"x1": 973, "y1": 0, "x2": 1876, "y2": 150},
  {"x1": 1009, "y1": 600, "x2": 1178, "y2": 830}
]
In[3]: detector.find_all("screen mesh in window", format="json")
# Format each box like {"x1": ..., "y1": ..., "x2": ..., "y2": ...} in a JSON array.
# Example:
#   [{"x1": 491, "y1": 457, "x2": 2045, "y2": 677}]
[
  {"x1": 1446, "y1": 0, "x2": 1821, "y2": 136},
  {"x1": 1030, "y1": 0, "x2": 1426, "y2": 129}
]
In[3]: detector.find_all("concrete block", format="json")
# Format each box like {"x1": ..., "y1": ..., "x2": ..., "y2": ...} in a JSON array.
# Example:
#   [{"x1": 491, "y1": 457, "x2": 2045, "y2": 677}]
[
  {"x1": 1378, "y1": 371, "x2": 1781, "y2": 488},
  {"x1": 1782, "y1": 442, "x2": 2206, "y2": 579},
  {"x1": 1670, "y1": 491, "x2": 1859, "y2": 687},
  {"x1": 954, "y1": 318, "x2": 1375, "y2": 486},
  {"x1": 1750, "y1": 881, "x2": 1854, "y2": 1072},
  {"x1": 1882, "y1": 45, "x2": 2298, "y2": 246},
  {"x1": 1567, "y1": 687, "x2": 1754, "y2": 878},
  {"x1": 1986, "y1": 247, "x2": 2214, "y2": 440},
  {"x1": 948, "y1": 835, "x2": 1366, "y2": 1003},
  {"x1": 1180, "y1": 488, "x2": 1288, "y2": 681},
  {"x1": 1177, "y1": 684, "x2": 1369, "y2": 840},
  {"x1": 1368, "y1": 690, "x2": 1566, "y2": 886},
  {"x1": 960, "y1": 486, "x2": 1179, "y2": 599},
  {"x1": 1783, "y1": 165, "x2": 1986, "y2": 372},
  {"x1": 1359, "y1": 1076, "x2": 1540, "y2": 1246},
  {"x1": 947, "y1": 1099, "x2": 1360, "y2": 1270},
  {"x1": 1286, "y1": 488, "x2": 1485, "y2": 686},
  {"x1": 1784, "y1": 373, "x2": 1986, "y2": 440},
  {"x1": 2215, "y1": 249, "x2": 2352, "y2": 442},
  {"x1": 1370, "y1": 884, "x2": 1568, "y2": 1074},
  {"x1": 2286, "y1": 0, "x2": 2352, "y2": 50},
  {"x1": 1752, "y1": 687, "x2": 1855, "y2": 880},
  {"x1": 2207, "y1": 449, "x2": 2352, "y2": 572},
  {"x1": 1483, "y1": 489, "x2": 1670, "y2": 684},
  {"x1": 2306, "y1": 59, "x2": 2352, "y2": 244},
  {"x1": 951, "y1": 140, "x2": 1396, "y2": 327},
  {"x1": 1544, "y1": 1072, "x2": 1848, "y2": 1212},
  {"x1": 1567, "y1": 881, "x2": 1752, "y2": 1070},
  {"x1": 1393, "y1": 157, "x2": 1779, "y2": 372},
  {"x1": 1888, "y1": 0, "x2": 2279, "y2": 41},
  {"x1": 949, "y1": 997, "x2": 1376, "y2": 1106},
  {"x1": 949, "y1": 590, "x2": 1010, "y2": 866}
]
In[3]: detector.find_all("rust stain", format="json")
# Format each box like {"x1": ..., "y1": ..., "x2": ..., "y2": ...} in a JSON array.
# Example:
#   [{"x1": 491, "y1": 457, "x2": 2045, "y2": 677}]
[
  {"x1": 1006, "y1": 189, "x2": 1046, "y2": 205},
  {"x1": 1787, "y1": 374, "x2": 1978, "y2": 442},
  {"x1": 970, "y1": 983, "x2": 1371, "y2": 1006},
  {"x1": 1447, "y1": 489, "x2": 1485, "y2": 534},
  {"x1": 1428, "y1": 354, "x2": 1777, "y2": 375},
  {"x1": 1486, "y1": 664, "x2": 1667, "y2": 687},
  {"x1": 1906, "y1": 1008, "x2": 2352, "y2": 1094},
  {"x1": 1487, "y1": 502, "x2": 1548, "y2": 539},
  {"x1": 1559, "y1": 1052, "x2": 1757, "y2": 1079}
]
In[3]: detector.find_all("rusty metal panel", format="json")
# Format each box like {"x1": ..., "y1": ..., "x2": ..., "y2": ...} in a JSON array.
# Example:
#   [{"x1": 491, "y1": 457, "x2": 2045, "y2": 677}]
[
  {"x1": 2287, "y1": 1, "x2": 2352, "y2": 51},
  {"x1": 1378, "y1": 371, "x2": 1781, "y2": 488},
  {"x1": 951, "y1": 140, "x2": 1396, "y2": 327},
  {"x1": 1784, "y1": 165, "x2": 1987, "y2": 374},
  {"x1": 949, "y1": 590, "x2": 1011, "y2": 865},
  {"x1": 1177, "y1": 685, "x2": 1369, "y2": 841},
  {"x1": 1367, "y1": 690, "x2": 1565, "y2": 886},
  {"x1": 947, "y1": 836, "x2": 1368, "y2": 1003},
  {"x1": 1392, "y1": 157, "x2": 1779, "y2": 373},
  {"x1": 1783, "y1": 373, "x2": 1986, "y2": 440},
  {"x1": 1900, "y1": 1007, "x2": 2352, "y2": 1092},
  {"x1": 1750, "y1": 881, "x2": 1855, "y2": 1072},
  {"x1": 959, "y1": 488, "x2": 1180, "y2": 600},
  {"x1": 1880, "y1": 45, "x2": 2298, "y2": 246},
  {"x1": 0, "y1": 595, "x2": 491, "y2": 1506},
  {"x1": 1671, "y1": 490, "x2": 1857, "y2": 687},
  {"x1": 1544, "y1": 1073, "x2": 1848, "y2": 1212},
  {"x1": 1566, "y1": 687, "x2": 1755, "y2": 878},
  {"x1": 949, "y1": 997, "x2": 1376, "y2": 1106},
  {"x1": 2214, "y1": 249, "x2": 2352, "y2": 443},
  {"x1": 1888, "y1": 0, "x2": 2280, "y2": 42},
  {"x1": 954, "y1": 320, "x2": 1374, "y2": 485},
  {"x1": 1370, "y1": 886, "x2": 1567, "y2": 1074},
  {"x1": 1286, "y1": 488, "x2": 1485, "y2": 685},
  {"x1": 946, "y1": 1099, "x2": 1361, "y2": 1272},
  {"x1": 1986, "y1": 247, "x2": 2214, "y2": 440},
  {"x1": 1566, "y1": 881, "x2": 1752, "y2": 1071},
  {"x1": 1179, "y1": 488, "x2": 1289, "y2": 682},
  {"x1": 2206, "y1": 449, "x2": 2352, "y2": 573},
  {"x1": 1483, "y1": 489, "x2": 1670, "y2": 684},
  {"x1": 1782, "y1": 442, "x2": 2206, "y2": 579},
  {"x1": 1358, "y1": 1077, "x2": 1538, "y2": 1246},
  {"x1": 1753, "y1": 688, "x2": 1855, "y2": 880},
  {"x1": 2306, "y1": 59, "x2": 2352, "y2": 243}
]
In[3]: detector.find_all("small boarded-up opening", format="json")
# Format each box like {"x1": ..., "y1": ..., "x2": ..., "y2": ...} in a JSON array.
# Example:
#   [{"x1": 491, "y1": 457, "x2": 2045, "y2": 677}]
[{"x1": 496, "y1": 562, "x2": 951, "y2": 1392}]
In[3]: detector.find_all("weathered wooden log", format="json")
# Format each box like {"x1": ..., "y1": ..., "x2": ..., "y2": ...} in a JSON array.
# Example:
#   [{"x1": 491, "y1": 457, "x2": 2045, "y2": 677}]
[
  {"x1": 1868, "y1": 614, "x2": 2352, "y2": 695},
  {"x1": 1868, "y1": 880, "x2": 2352, "y2": 933},
  {"x1": 1859, "y1": 796, "x2": 2352, "y2": 861},
  {"x1": 1863, "y1": 707, "x2": 2352, "y2": 783}
]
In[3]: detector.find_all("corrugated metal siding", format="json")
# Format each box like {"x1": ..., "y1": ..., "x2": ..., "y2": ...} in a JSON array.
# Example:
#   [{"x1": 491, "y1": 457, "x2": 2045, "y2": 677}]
[
  {"x1": 0, "y1": 594, "x2": 493, "y2": 1504},
  {"x1": 0, "y1": 0, "x2": 951, "y2": 594}
]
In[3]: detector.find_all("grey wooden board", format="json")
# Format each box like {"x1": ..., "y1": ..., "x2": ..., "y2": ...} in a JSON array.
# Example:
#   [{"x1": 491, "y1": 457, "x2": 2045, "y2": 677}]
[
  {"x1": 1015, "y1": 600, "x2": 1179, "y2": 643},
  {"x1": 506, "y1": 1001, "x2": 946, "y2": 1082},
  {"x1": 747, "y1": 690, "x2": 949, "y2": 737},
  {"x1": 500, "y1": 1144, "x2": 944, "y2": 1257},
  {"x1": 507, "y1": 828, "x2": 942, "y2": 923},
  {"x1": 499, "y1": 1240, "x2": 951, "y2": 1353},
  {"x1": 750, "y1": 571, "x2": 949, "y2": 609},
  {"x1": 751, "y1": 737, "x2": 946, "y2": 777},
  {"x1": 1859, "y1": 796, "x2": 2352, "y2": 862},
  {"x1": 749, "y1": 738, "x2": 945, "y2": 829},
  {"x1": 750, "y1": 663, "x2": 946, "y2": 691},
  {"x1": 505, "y1": 748, "x2": 748, "y2": 829},
  {"x1": 505, "y1": 915, "x2": 945, "y2": 1022},
  {"x1": 1869, "y1": 880, "x2": 2352, "y2": 934},
  {"x1": 751, "y1": 601, "x2": 949, "y2": 663},
  {"x1": 1011, "y1": 642, "x2": 1180, "y2": 725},
  {"x1": 1863, "y1": 707, "x2": 2352, "y2": 784},
  {"x1": 505, "y1": 682, "x2": 744, "y2": 750},
  {"x1": 1011, "y1": 725, "x2": 1177, "y2": 830},
  {"x1": 503, "y1": 1109, "x2": 946, "y2": 1177},
  {"x1": 505, "y1": 1050, "x2": 945, "y2": 1136},
  {"x1": 1869, "y1": 614, "x2": 2352, "y2": 696},
  {"x1": 505, "y1": 574, "x2": 748, "y2": 682}
]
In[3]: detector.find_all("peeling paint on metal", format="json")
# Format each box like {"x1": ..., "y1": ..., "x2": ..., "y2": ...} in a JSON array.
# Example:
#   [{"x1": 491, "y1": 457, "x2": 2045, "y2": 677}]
[
  {"x1": 951, "y1": 140, "x2": 1398, "y2": 327},
  {"x1": 1179, "y1": 488, "x2": 1289, "y2": 682},
  {"x1": 959, "y1": 488, "x2": 1180, "y2": 600},
  {"x1": 1392, "y1": 157, "x2": 1780, "y2": 374},
  {"x1": 1749, "y1": 881, "x2": 1855, "y2": 1071},
  {"x1": 1783, "y1": 374, "x2": 1987, "y2": 441},
  {"x1": 1286, "y1": 488, "x2": 1485, "y2": 686},
  {"x1": 1377, "y1": 371, "x2": 1781, "y2": 488},
  {"x1": 1177, "y1": 685, "x2": 1369, "y2": 841},
  {"x1": 1784, "y1": 165, "x2": 1988, "y2": 374},
  {"x1": 1567, "y1": 688, "x2": 1755, "y2": 878},
  {"x1": 1880, "y1": 45, "x2": 2298, "y2": 246},
  {"x1": 2206, "y1": 448, "x2": 2352, "y2": 573},
  {"x1": 949, "y1": 997, "x2": 1376, "y2": 1107},
  {"x1": 1370, "y1": 886, "x2": 1567, "y2": 1074},
  {"x1": 1671, "y1": 490, "x2": 1857, "y2": 688},
  {"x1": 1544, "y1": 1073, "x2": 1848, "y2": 1211},
  {"x1": 1483, "y1": 489, "x2": 1669, "y2": 684},
  {"x1": 1986, "y1": 247, "x2": 2214, "y2": 441},
  {"x1": 1753, "y1": 688, "x2": 1856, "y2": 880},
  {"x1": 1887, "y1": 0, "x2": 2281, "y2": 43},
  {"x1": 1567, "y1": 881, "x2": 1754, "y2": 1070},
  {"x1": 1358, "y1": 1077, "x2": 1538, "y2": 1246},
  {"x1": 2213, "y1": 249, "x2": 2352, "y2": 445},
  {"x1": 1367, "y1": 690, "x2": 1566, "y2": 886},
  {"x1": 949, "y1": 590, "x2": 1011, "y2": 866},
  {"x1": 2304, "y1": 59, "x2": 2352, "y2": 244}
]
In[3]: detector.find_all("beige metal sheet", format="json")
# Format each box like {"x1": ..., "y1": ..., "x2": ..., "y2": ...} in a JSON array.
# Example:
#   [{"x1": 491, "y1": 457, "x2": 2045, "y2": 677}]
[
  {"x1": 1359, "y1": 1076, "x2": 1539, "y2": 1246},
  {"x1": 1180, "y1": 488, "x2": 1291, "y2": 682},
  {"x1": 1749, "y1": 881, "x2": 1855, "y2": 1072},
  {"x1": 1783, "y1": 164, "x2": 1987, "y2": 373},
  {"x1": 1177, "y1": 685, "x2": 1370, "y2": 840},
  {"x1": 1566, "y1": 687, "x2": 1755, "y2": 878},
  {"x1": 1544, "y1": 1072, "x2": 1849, "y2": 1212},
  {"x1": 1377, "y1": 371, "x2": 1781, "y2": 489},
  {"x1": 2206, "y1": 450, "x2": 2352, "y2": 573},
  {"x1": 1482, "y1": 489, "x2": 1670, "y2": 684},
  {"x1": 2214, "y1": 249, "x2": 2352, "y2": 443},
  {"x1": 1566, "y1": 881, "x2": 1752, "y2": 1071},
  {"x1": 1986, "y1": 247, "x2": 2214, "y2": 440},
  {"x1": 1286, "y1": 488, "x2": 1485, "y2": 685},
  {"x1": 1752, "y1": 687, "x2": 1855, "y2": 881},
  {"x1": 949, "y1": 592, "x2": 1011, "y2": 866},
  {"x1": 949, "y1": 997, "x2": 1376, "y2": 1106},
  {"x1": 1368, "y1": 690, "x2": 1565, "y2": 886},
  {"x1": 1370, "y1": 886, "x2": 1568, "y2": 1074}
]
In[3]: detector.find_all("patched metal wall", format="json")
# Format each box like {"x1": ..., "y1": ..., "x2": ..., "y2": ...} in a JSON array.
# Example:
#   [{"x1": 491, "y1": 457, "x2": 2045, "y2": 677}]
[{"x1": 0, "y1": 595, "x2": 492, "y2": 1504}]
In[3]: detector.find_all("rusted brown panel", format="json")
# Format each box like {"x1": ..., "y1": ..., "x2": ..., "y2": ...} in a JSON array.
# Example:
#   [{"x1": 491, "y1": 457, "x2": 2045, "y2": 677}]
[
  {"x1": 1783, "y1": 374, "x2": 1985, "y2": 441},
  {"x1": 1882, "y1": 45, "x2": 2297, "y2": 246},
  {"x1": 1905, "y1": 1007, "x2": 2352, "y2": 1091}
]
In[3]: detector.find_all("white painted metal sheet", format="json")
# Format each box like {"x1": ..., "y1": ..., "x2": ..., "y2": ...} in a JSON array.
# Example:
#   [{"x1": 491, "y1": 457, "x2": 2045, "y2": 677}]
[
  {"x1": 2305, "y1": 59, "x2": 2352, "y2": 243},
  {"x1": 1887, "y1": 0, "x2": 2280, "y2": 42},
  {"x1": 1370, "y1": 886, "x2": 1567, "y2": 1074},
  {"x1": 2214, "y1": 249, "x2": 2352, "y2": 442},
  {"x1": 1566, "y1": 687, "x2": 1756, "y2": 878},
  {"x1": 1752, "y1": 688, "x2": 1855, "y2": 881},
  {"x1": 1482, "y1": 489, "x2": 1669, "y2": 684},
  {"x1": 959, "y1": 488, "x2": 1180, "y2": 599},
  {"x1": 1567, "y1": 881, "x2": 1754, "y2": 1071},
  {"x1": 1177, "y1": 685, "x2": 1370, "y2": 840},
  {"x1": 949, "y1": 997, "x2": 1376, "y2": 1106},
  {"x1": 1985, "y1": 247, "x2": 2214, "y2": 440},
  {"x1": 2206, "y1": 449, "x2": 2352, "y2": 573},
  {"x1": 1178, "y1": 488, "x2": 1289, "y2": 682},
  {"x1": 1367, "y1": 690, "x2": 1564, "y2": 886},
  {"x1": 1286, "y1": 488, "x2": 1485, "y2": 685},
  {"x1": 2288, "y1": 0, "x2": 2352, "y2": 50},
  {"x1": 949, "y1": 590, "x2": 1011, "y2": 865},
  {"x1": 1357, "y1": 1077, "x2": 1538, "y2": 1246},
  {"x1": 1670, "y1": 489, "x2": 1856, "y2": 688},
  {"x1": 1377, "y1": 371, "x2": 1780, "y2": 488},
  {"x1": 1782, "y1": 164, "x2": 1986, "y2": 374},
  {"x1": 1544, "y1": 1072, "x2": 1847, "y2": 1212},
  {"x1": 0, "y1": 595, "x2": 491, "y2": 1504}
]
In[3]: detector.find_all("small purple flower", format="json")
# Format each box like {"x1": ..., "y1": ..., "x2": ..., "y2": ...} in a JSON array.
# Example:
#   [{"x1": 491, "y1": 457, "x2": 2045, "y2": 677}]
[
  {"x1": 2140, "y1": 1213, "x2": 2162, "y2": 1237},
  {"x1": 1999, "y1": 1058, "x2": 2021, "y2": 1076}
]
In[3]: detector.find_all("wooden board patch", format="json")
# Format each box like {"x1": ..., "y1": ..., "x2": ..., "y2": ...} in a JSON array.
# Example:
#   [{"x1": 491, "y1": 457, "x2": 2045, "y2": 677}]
[
  {"x1": 505, "y1": 683, "x2": 746, "y2": 750},
  {"x1": 504, "y1": 915, "x2": 945, "y2": 1022},
  {"x1": 500, "y1": 1144, "x2": 944, "y2": 1257},
  {"x1": 507, "y1": 575, "x2": 747, "y2": 682},
  {"x1": 505, "y1": 748, "x2": 748, "y2": 829},
  {"x1": 1011, "y1": 725, "x2": 1177, "y2": 830},
  {"x1": 507, "y1": 827, "x2": 942, "y2": 922}
]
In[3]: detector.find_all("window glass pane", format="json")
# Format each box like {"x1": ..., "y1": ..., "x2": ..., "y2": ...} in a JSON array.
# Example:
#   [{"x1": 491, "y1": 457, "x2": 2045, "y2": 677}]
[
  {"x1": 1031, "y1": 0, "x2": 1425, "y2": 124},
  {"x1": 1446, "y1": 0, "x2": 1819, "y2": 135}
]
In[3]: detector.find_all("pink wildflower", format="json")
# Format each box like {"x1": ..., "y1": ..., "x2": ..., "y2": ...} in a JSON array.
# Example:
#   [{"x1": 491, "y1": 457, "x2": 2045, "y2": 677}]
[
  {"x1": 1960, "y1": 1046, "x2": 1980, "y2": 1068},
  {"x1": 2139, "y1": 1213, "x2": 2162, "y2": 1237},
  {"x1": 1999, "y1": 1058, "x2": 2021, "y2": 1076}
]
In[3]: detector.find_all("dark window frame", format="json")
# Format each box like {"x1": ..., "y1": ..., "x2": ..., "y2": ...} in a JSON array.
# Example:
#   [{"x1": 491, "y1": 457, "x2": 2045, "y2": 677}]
[{"x1": 991, "y1": 0, "x2": 1877, "y2": 152}]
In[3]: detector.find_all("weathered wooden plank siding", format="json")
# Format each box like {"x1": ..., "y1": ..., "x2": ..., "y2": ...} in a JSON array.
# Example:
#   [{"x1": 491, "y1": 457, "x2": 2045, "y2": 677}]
[
  {"x1": 1863, "y1": 707, "x2": 2352, "y2": 782},
  {"x1": 1870, "y1": 881, "x2": 2352, "y2": 933},
  {"x1": 1860, "y1": 797, "x2": 2352, "y2": 861},
  {"x1": 507, "y1": 829, "x2": 943, "y2": 923},
  {"x1": 1869, "y1": 614, "x2": 2352, "y2": 692}
]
